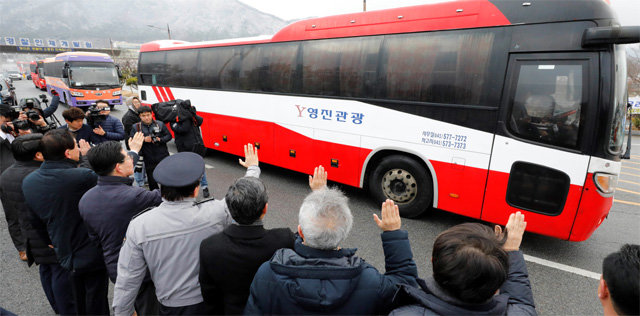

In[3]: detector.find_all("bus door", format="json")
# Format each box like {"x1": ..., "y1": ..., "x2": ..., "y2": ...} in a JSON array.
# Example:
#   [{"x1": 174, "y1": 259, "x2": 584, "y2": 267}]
[{"x1": 482, "y1": 53, "x2": 598, "y2": 240}]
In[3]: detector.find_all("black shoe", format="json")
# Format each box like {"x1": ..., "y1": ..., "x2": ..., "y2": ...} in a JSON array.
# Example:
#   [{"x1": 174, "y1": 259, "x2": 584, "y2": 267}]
[{"x1": 203, "y1": 187, "x2": 210, "y2": 198}]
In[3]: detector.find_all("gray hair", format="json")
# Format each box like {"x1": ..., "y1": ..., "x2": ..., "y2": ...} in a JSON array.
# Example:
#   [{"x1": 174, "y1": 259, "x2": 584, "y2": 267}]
[{"x1": 298, "y1": 187, "x2": 353, "y2": 250}]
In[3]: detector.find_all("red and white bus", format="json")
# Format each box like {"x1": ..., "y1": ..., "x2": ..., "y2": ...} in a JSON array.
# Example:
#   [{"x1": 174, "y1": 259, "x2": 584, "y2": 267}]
[
  {"x1": 31, "y1": 59, "x2": 47, "y2": 90},
  {"x1": 138, "y1": 0, "x2": 638, "y2": 241}
]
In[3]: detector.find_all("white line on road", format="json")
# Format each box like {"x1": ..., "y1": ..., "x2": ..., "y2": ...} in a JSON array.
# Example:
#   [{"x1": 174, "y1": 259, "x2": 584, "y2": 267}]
[
  {"x1": 523, "y1": 254, "x2": 600, "y2": 280},
  {"x1": 205, "y1": 164, "x2": 214, "y2": 169}
]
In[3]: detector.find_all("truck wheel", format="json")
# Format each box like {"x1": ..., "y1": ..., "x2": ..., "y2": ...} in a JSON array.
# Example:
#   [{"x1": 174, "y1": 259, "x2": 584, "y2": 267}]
[{"x1": 368, "y1": 155, "x2": 433, "y2": 218}]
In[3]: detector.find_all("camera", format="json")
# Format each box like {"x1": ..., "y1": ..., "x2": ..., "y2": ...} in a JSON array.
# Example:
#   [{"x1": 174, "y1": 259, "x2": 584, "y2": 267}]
[
  {"x1": 86, "y1": 106, "x2": 106, "y2": 128},
  {"x1": 134, "y1": 156, "x2": 144, "y2": 173},
  {"x1": 150, "y1": 123, "x2": 161, "y2": 143},
  {"x1": 19, "y1": 97, "x2": 41, "y2": 110},
  {"x1": 39, "y1": 94, "x2": 48, "y2": 104},
  {"x1": 1, "y1": 119, "x2": 30, "y2": 134},
  {"x1": 26, "y1": 109, "x2": 40, "y2": 121}
]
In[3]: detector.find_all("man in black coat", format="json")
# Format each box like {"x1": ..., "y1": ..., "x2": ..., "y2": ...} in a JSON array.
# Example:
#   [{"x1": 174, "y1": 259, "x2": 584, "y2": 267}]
[
  {"x1": 122, "y1": 97, "x2": 146, "y2": 186},
  {"x1": 79, "y1": 136, "x2": 161, "y2": 315},
  {"x1": 0, "y1": 134, "x2": 75, "y2": 314},
  {"x1": 199, "y1": 174, "x2": 299, "y2": 314},
  {"x1": 0, "y1": 104, "x2": 21, "y2": 260},
  {"x1": 170, "y1": 100, "x2": 210, "y2": 197},
  {"x1": 59, "y1": 106, "x2": 94, "y2": 144},
  {"x1": 130, "y1": 106, "x2": 172, "y2": 191},
  {"x1": 22, "y1": 129, "x2": 109, "y2": 315}
]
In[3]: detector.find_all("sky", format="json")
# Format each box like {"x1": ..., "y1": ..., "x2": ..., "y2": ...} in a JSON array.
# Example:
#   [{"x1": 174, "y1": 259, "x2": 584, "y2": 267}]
[{"x1": 237, "y1": 0, "x2": 640, "y2": 26}]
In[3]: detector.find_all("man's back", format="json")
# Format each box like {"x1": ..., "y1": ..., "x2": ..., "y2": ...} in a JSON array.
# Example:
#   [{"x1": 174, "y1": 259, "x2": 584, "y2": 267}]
[
  {"x1": 245, "y1": 230, "x2": 418, "y2": 315},
  {"x1": 115, "y1": 198, "x2": 232, "y2": 310},
  {"x1": 199, "y1": 225, "x2": 294, "y2": 314},
  {"x1": 79, "y1": 176, "x2": 161, "y2": 281},
  {"x1": 23, "y1": 160, "x2": 101, "y2": 271}
]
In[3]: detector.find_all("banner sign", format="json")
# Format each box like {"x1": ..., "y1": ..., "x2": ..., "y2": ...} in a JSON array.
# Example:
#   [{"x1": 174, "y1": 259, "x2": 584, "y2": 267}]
[{"x1": 4, "y1": 37, "x2": 16, "y2": 45}]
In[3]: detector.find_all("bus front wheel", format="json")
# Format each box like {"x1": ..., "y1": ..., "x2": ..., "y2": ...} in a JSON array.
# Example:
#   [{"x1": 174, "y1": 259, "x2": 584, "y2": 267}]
[{"x1": 368, "y1": 155, "x2": 433, "y2": 218}]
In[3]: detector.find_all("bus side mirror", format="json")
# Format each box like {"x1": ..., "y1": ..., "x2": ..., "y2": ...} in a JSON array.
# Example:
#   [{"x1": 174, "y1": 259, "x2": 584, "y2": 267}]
[
  {"x1": 582, "y1": 26, "x2": 640, "y2": 47},
  {"x1": 62, "y1": 68, "x2": 69, "y2": 78},
  {"x1": 622, "y1": 102, "x2": 633, "y2": 159},
  {"x1": 116, "y1": 65, "x2": 123, "y2": 79}
]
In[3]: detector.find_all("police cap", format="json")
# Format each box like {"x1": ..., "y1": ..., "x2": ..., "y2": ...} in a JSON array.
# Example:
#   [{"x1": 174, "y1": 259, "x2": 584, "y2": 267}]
[{"x1": 153, "y1": 152, "x2": 205, "y2": 187}]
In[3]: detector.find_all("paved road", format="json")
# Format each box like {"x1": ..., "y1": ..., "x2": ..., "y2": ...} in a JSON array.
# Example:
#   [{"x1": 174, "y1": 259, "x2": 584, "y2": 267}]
[{"x1": 1, "y1": 80, "x2": 638, "y2": 315}]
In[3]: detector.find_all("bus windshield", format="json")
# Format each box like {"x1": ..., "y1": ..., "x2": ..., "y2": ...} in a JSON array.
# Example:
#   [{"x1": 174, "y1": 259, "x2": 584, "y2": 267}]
[
  {"x1": 608, "y1": 45, "x2": 627, "y2": 154},
  {"x1": 69, "y1": 62, "x2": 120, "y2": 88}
]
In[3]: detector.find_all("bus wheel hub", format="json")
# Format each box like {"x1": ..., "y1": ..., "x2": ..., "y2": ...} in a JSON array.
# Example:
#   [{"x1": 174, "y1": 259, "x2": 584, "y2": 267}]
[{"x1": 382, "y1": 168, "x2": 417, "y2": 204}]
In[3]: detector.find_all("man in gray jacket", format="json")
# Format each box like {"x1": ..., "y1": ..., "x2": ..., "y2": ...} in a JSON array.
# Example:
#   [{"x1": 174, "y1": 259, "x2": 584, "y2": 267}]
[{"x1": 113, "y1": 143, "x2": 259, "y2": 316}]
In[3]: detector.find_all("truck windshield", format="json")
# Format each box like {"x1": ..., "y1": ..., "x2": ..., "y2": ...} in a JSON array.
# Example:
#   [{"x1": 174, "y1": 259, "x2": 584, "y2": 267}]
[
  {"x1": 608, "y1": 45, "x2": 627, "y2": 155},
  {"x1": 69, "y1": 62, "x2": 120, "y2": 88}
]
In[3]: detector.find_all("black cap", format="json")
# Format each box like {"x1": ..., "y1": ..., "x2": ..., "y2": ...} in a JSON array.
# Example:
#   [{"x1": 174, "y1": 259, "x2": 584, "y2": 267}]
[{"x1": 153, "y1": 152, "x2": 205, "y2": 187}]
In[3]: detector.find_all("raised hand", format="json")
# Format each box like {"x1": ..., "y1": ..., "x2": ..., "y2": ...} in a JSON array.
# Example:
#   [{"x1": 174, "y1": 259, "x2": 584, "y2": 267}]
[
  {"x1": 239, "y1": 143, "x2": 259, "y2": 168},
  {"x1": 308, "y1": 165, "x2": 327, "y2": 191},
  {"x1": 373, "y1": 199, "x2": 402, "y2": 232},
  {"x1": 128, "y1": 132, "x2": 144, "y2": 153},
  {"x1": 502, "y1": 211, "x2": 527, "y2": 251},
  {"x1": 78, "y1": 139, "x2": 91, "y2": 156}
]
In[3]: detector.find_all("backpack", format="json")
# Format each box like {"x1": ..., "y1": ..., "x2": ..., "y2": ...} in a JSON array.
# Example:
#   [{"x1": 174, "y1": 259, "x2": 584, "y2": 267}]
[{"x1": 151, "y1": 99, "x2": 181, "y2": 122}]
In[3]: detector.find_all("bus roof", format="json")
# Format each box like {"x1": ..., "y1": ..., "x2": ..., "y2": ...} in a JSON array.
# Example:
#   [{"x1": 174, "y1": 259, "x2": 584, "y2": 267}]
[
  {"x1": 54, "y1": 51, "x2": 114, "y2": 63},
  {"x1": 42, "y1": 57, "x2": 56, "y2": 63},
  {"x1": 141, "y1": 0, "x2": 616, "y2": 52}
]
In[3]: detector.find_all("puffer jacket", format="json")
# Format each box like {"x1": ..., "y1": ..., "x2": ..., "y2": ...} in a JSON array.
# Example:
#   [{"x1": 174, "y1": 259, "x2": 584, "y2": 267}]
[
  {"x1": 390, "y1": 251, "x2": 537, "y2": 316},
  {"x1": 244, "y1": 231, "x2": 418, "y2": 315},
  {"x1": 0, "y1": 160, "x2": 57, "y2": 265},
  {"x1": 90, "y1": 114, "x2": 126, "y2": 144}
]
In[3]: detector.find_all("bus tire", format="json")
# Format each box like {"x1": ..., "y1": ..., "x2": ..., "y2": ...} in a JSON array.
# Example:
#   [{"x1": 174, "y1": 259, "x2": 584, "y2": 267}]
[{"x1": 368, "y1": 155, "x2": 433, "y2": 218}]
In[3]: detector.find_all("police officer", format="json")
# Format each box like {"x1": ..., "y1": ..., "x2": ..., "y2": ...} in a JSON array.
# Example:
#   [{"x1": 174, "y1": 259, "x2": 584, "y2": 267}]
[{"x1": 113, "y1": 144, "x2": 260, "y2": 316}]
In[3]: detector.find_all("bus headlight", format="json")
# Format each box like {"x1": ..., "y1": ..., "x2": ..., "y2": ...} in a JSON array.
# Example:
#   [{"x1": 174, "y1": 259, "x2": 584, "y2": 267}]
[
  {"x1": 594, "y1": 172, "x2": 617, "y2": 195},
  {"x1": 112, "y1": 90, "x2": 121, "y2": 96},
  {"x1": 70, "y1": 91, "x2": 84, "y2": 97}
]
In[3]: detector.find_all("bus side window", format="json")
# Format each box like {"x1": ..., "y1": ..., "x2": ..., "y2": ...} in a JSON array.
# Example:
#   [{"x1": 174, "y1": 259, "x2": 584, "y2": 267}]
[{"x1": 508, "y1": 63, "x2": 584, "y2": 148}]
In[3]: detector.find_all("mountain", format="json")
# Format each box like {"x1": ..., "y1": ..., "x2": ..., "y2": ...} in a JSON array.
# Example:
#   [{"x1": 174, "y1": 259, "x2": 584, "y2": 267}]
[{"x1": 0, "y1": 0, "x2": 289, "y2": 47}]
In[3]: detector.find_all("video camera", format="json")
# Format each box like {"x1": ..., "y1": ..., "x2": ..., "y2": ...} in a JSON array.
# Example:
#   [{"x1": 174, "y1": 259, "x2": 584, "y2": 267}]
[
  {"x1": 86, "y1": 106, "x2": 107, "y2": 128},
  {"x1": 0, "y1": 119, "x2": 30, "y2": 134}
]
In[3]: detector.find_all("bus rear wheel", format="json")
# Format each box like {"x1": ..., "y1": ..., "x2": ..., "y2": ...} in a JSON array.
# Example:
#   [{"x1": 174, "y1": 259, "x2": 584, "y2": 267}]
[{"x1": 368, "y1": 155, "x2": 433, "y2": 218}]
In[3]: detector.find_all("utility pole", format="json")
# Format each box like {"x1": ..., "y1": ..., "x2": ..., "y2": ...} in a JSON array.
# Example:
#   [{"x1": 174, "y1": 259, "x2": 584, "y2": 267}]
[
  {"x1": 363, "y1": 0, "x2": 366, "y2": 12},
  {"x1": 167, "y1": 24, "x2": 172, "y2": 40}
]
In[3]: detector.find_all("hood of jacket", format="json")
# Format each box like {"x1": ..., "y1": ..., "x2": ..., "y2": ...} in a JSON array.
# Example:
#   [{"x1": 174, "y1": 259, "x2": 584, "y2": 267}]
[
  {"x1": 394, "y1": 277, "x2": 509, "y2": 316},
  {"x1": 268, "y1": 237, "x2": 367, "y2": 312}
]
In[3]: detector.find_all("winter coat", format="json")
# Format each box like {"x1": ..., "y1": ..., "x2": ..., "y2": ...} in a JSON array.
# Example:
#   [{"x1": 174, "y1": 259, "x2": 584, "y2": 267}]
[
  {"x1": 389, "y1": 251, "x2": 537, "y2": 316},
  {"x1": 90, "y1": 114, "x2": 126, "y2": 144},
  {"x1": 244, "y1": 231, "x2": 419, "y2": 315},
  {"x1": 0, "y1": 137, "x2": 15, "y2": 174},
  {"x1": 170, "y1": 114, "x2": 204, "y2": 153},
  {"x1": 0, "y1": 160, "x2": 57, "y2": 265},
  {"x1": 199, "y1": 224, "x2": 295, "y2": 314},
  {"x1": 121, "y1": 107, "x2": 140, "y2": 149},
  {"x1": 79, "y1": 173, "x2": 162, "y2": 282},
  {"x1": 129, "y1": 120, "x2": 172, "y2": 166},
  {"x1": 22, "y1": 159, "x2": 103, "y2": 272}
]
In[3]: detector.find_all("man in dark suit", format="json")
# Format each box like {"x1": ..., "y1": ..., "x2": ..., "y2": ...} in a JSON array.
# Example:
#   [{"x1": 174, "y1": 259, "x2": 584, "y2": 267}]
[{"x1": 198, "y1": 166, "x2": 331, "y2": 314}]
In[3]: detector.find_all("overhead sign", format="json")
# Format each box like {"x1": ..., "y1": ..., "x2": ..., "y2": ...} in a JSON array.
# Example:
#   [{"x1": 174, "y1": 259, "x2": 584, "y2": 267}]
[
  {"x1": 72, "y1": 41, "x2": 81, "y2": 48},
  {"x1": 47, "y1": 39, "x2": 57, "y2": 47},
  {"x1": 85, "y1": 41, "x2": 93, "y2": 49},
  {"x1": 630, "y1": 98, "x2": 640, "y2": 115},
  {"x1": 60, "y1": 40, "x2": 69, "y2": 48},
  {"x1": 4, "y1": 37, "x2": 16, "y2": 45},
  {"x1": 17, "y1": 46, "x2": 71, "y2": 53},
  {"x1": 34, "y1": 39, "x2": 44, "y2": 47},
  {"x1": 19, "y1": 38, "x2": 30, "y2": 46}
]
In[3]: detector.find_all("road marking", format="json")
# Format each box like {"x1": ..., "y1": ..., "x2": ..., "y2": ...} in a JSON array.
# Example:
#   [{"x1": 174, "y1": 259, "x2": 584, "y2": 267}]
[
  {"x1": 621, "y1": 171, "x2": 639, "y2": 177},
  {"x1": 205, "y1": 164, "x2": 214, "y2": 169},
  {"x1": 618, "y1": 179, "x2": 640, "y2": 186},
  {"x1": 622, "y1": 166, "x2": 640, "y2": 171},
  {"x1": 523, "y1": 254, "x2": 600, "y2": 280},
  {"x1": 614, "y1": 199, "x2": 640, "y2": 206},
  {"x1": 616, "y1": 187, "x2": 640, "y2": 195}
]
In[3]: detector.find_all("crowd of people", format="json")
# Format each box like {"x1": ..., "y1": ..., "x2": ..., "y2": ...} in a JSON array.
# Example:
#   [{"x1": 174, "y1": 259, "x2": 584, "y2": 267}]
[{"x1": 0, "y1": 94, "x2": 638, "y2": 316}]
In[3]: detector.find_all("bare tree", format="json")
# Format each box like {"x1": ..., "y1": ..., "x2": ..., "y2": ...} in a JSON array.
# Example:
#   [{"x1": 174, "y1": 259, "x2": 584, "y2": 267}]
[{"x1": 627, "y1": 44, "x2": 640, "y2": 96}]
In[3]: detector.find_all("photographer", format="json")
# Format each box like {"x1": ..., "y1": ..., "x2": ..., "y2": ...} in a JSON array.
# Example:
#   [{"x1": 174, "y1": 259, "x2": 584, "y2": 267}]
[
  {"x1": 130, "y1": 106, "x2": 172, "y2": 190},
  {"x1": 170, "y1": 100, "x2": 210, "y2": 198},
  {"x1": 18, "y1": 92, "x2": 60, "y2": 134},
  {"x1": 0, "y1": 104, "x2": 18, "y2": 173},
  {"x1": 87, "y1": 100, "x2": 125, "y2": 145}
]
